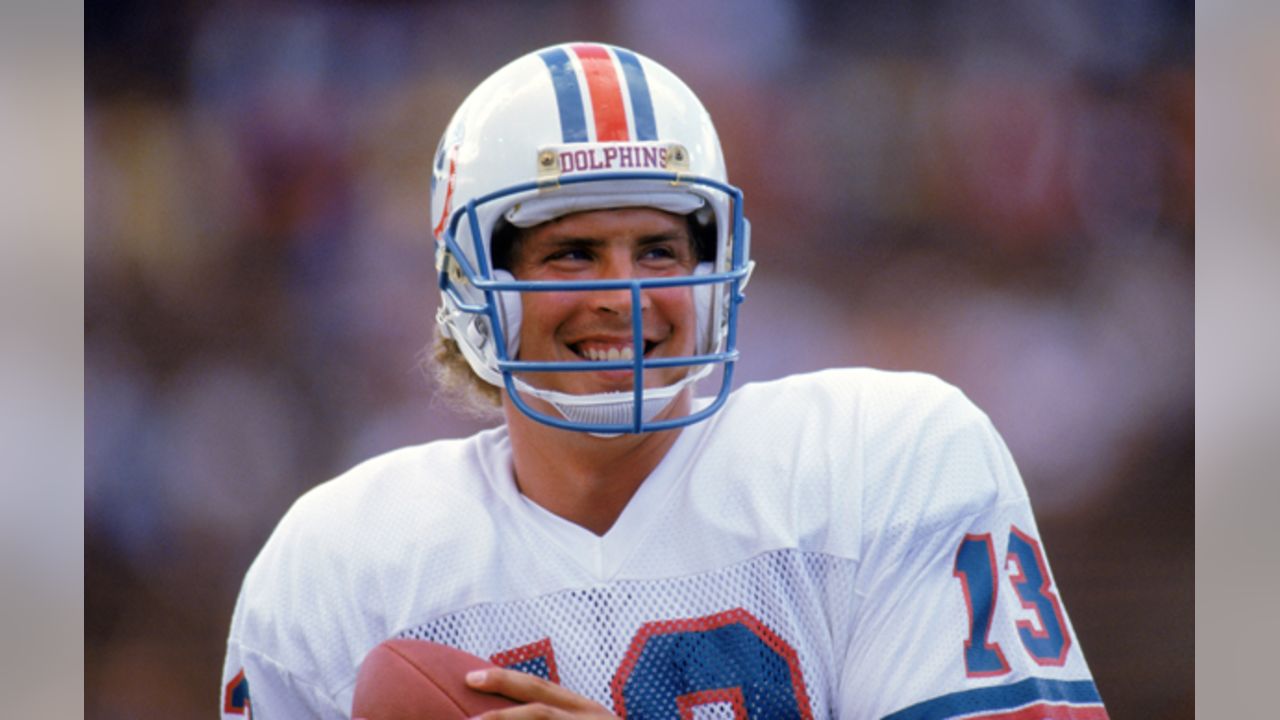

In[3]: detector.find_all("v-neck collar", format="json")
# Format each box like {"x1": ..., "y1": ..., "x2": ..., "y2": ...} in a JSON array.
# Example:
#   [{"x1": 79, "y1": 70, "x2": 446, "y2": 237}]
[{"x1": 483, "y1": 417, "x2": 708, "y2": 582}]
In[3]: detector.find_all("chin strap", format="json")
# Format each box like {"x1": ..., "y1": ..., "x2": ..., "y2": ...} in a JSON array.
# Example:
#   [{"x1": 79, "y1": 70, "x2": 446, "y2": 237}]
[{"x1": 510, "y1": 363, "x2": 713, "y2": 435}]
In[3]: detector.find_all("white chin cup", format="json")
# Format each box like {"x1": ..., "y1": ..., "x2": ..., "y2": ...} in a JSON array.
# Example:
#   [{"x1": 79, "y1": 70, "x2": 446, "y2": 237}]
[{"x1": 511, "y1": 363, "x2": 712, "y2": 430}]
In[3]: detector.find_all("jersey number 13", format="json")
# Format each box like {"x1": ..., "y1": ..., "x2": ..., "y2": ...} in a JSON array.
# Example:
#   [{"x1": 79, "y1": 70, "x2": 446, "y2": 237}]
[{"x1": 952, "y1": 525, "x2": 1073, "y2": 676}]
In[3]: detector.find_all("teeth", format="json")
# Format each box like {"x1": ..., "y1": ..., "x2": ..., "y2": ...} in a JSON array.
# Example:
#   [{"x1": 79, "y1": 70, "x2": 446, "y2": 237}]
[{"x1": 582, "y1": 345, "x2": 635, "y2": 361}]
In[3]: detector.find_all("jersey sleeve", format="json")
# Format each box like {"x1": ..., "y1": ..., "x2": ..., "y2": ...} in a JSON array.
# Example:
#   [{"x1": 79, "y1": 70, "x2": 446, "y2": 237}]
[
  {"x1": 838, "y1": 382, "x2": 1107, "y2": 719},
  {"x1": 218, "y1": 477, "x2": 375, "y2": 720},
  {"x1": 221, "y1": 639, "x2": 347, "y2": 719}
]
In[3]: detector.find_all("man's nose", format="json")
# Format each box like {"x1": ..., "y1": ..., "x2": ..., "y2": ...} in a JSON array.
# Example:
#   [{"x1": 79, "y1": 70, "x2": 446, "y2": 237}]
[{"x1": 590, "y1": 257, "x2": 651, "y2": 315}]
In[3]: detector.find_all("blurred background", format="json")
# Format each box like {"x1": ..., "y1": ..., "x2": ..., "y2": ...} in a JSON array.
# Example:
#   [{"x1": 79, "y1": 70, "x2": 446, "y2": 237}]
[{"x1": 84, "y1": 1, "x2": 1194, "y2": 717}]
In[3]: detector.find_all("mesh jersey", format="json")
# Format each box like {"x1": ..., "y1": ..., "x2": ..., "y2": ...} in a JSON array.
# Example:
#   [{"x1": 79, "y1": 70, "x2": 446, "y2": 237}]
[{"x1": 221, "y1": 368, "x2": 1106, "y2": 719}]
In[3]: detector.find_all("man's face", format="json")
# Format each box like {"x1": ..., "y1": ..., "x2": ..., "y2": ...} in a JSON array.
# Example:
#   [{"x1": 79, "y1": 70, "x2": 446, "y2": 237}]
[{"x1": 505, "y1": 207, "x2": 701, "y2": 397}]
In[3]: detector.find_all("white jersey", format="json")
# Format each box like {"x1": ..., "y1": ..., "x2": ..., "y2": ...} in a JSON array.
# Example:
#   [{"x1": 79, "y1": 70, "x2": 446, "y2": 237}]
[{"x1": 221, "y1": 368, "x2": 1106, "y2": 719}]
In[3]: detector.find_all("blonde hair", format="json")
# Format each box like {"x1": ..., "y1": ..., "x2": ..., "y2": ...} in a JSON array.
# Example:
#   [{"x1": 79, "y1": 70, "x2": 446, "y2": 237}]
[{"x1": 428, "y1": 328, "x2": 503, "y2": 419}]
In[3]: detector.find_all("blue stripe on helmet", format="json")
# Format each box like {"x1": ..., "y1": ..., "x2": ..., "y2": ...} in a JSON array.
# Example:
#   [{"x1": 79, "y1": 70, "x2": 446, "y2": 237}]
[
  {"x1": 538, "y1": 47, "x2": 588, "y2": 143},
  {"x1": 614, "y1": 48, "x2": 656, "y2": 141}
]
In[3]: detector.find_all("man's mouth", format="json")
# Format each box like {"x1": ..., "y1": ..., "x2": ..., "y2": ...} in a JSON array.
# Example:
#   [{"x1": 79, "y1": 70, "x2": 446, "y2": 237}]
[{"x1": 571, "y1": 340, "x2": 656, "y2": 362}]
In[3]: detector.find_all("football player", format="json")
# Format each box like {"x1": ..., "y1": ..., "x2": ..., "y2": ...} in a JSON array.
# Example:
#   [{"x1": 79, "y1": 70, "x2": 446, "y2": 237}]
[{"x1": 222, "y1": 42, "x2": 1108, "y2": 719}]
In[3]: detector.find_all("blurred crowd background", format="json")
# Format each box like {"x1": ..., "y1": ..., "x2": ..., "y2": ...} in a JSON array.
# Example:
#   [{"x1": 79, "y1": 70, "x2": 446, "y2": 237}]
[{"x1": 85, "y1": 1, "x2": 1193, "y2": 717}]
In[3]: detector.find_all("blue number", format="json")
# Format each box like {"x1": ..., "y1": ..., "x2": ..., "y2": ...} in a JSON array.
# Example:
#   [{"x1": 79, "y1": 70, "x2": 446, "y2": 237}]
[
  {"x1": 953, "y1": 527, "x2": 1075, "y2": 673},
  {"x1": 609, "y1": 608, "x2": 815, "y2": 719},
  {"x1": 1006, "y1": 527, "x2": 1071, "y2": 665},
  {"x1": 952, "y1": 534, "x2": 1010, "y2": 676}
]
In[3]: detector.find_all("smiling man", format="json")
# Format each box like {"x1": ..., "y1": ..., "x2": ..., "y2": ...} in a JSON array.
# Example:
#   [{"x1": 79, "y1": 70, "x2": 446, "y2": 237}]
[{"x1": 221, "y1": 43, "x2": 1109, "y2": 719}]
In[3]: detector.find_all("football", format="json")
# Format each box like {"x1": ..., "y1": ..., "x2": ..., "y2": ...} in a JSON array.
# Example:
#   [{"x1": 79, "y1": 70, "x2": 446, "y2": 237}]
[{"x1": 351, "y1": 638, "x2": 520, "y2": 719}]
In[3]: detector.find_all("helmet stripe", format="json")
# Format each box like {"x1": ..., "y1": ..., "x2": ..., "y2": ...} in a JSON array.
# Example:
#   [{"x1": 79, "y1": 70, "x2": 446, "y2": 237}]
[
  {"x1": 538, "y1": 47, "x2": 588, "y2": 143},
  {"x1": 613, "y1": 48, "x2": 657, "y2": 141},
  {"x1": 571, "y1": 44, "x2": 629, "y2": 141}
]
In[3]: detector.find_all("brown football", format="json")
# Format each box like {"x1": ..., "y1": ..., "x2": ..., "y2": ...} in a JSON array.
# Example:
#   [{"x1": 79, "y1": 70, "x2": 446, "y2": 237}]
[{"x1": 351, "y1": 638, "x2": 520, "y2": 719}]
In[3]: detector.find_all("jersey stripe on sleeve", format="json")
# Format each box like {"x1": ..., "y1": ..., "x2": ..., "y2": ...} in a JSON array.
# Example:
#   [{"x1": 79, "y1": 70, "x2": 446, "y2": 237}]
[{"x1": 880, "y1": 677, "x2": 1107, "y2": 720}]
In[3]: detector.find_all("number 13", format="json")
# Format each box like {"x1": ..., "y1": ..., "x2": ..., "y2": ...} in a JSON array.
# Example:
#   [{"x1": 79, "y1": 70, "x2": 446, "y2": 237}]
[{"x1": 952, "y1": 526, "x2": 1072, "y2": 677}]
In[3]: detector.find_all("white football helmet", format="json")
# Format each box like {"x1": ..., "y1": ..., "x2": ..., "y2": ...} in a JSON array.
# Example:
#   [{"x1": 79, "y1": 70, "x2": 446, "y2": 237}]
[{"x1": 432, "y1": 42, "x2": 753, "y2": 434}]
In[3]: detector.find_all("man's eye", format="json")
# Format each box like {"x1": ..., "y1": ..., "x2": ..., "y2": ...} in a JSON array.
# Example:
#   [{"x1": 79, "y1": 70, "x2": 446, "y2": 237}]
[
  {"x1": 547, "y1": 249, "x2": 590, "y2": 262},
  {"x1": 642, "y1": 246, "x2": 678, "y2": 261}
]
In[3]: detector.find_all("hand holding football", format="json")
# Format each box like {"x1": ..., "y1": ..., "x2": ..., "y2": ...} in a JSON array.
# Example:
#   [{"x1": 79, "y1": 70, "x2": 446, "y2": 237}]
[{"x1": 351, "y1": 639, "x2": 520, "y2": 719}]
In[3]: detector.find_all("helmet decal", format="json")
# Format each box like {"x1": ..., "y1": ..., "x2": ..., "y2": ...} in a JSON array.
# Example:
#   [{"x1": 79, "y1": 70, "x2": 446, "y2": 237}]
[{"x1": 538, "y1": 44, "x2": 658, "y2": 144}]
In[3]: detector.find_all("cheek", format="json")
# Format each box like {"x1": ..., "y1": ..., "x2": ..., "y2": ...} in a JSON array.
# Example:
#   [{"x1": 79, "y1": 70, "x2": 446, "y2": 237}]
[
  {"x1": 521, "y1": 292, "x2": 577, "y2": 319},
  {"x1": 652, "y1": 287, "x2": 699, "y2": 331},
  {"x1": 516, "y1": 293, "x2": 573, "y2": 341}
]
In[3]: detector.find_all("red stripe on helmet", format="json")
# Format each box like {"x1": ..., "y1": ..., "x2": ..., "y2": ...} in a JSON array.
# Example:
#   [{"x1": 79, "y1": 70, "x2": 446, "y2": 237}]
[{"x1": 572, "y1": 44, "x2": 629, "y2": 141}]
